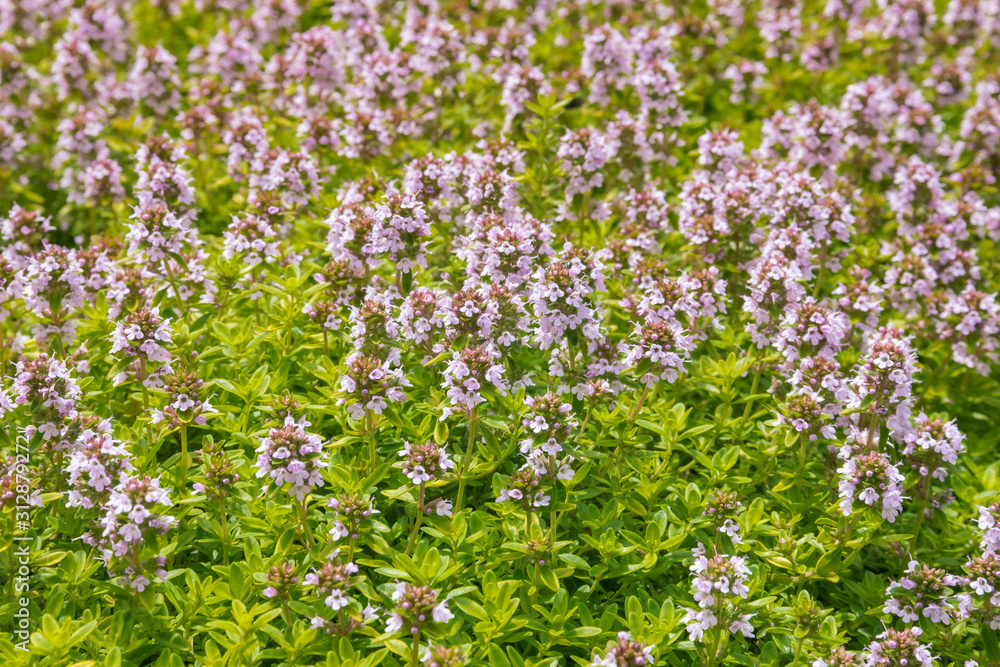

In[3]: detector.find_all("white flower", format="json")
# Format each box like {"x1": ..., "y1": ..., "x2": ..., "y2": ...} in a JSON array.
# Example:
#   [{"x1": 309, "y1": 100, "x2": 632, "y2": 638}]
[
  {"x1": 431, "y1": 602, "x2": 454, "y2": 624},
  {"x1": 330, "y1": 521, "x2": 349, "y2": 540},
  {"x1": 325, "y1": 589, "x2": 350, "y2": 610},
  {"x1": 385, "y1": 612, "x2": 404, "y2": 633}
]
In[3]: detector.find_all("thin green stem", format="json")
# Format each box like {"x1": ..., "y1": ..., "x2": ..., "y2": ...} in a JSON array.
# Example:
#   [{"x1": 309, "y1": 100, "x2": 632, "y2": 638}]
[
  {"x1": 578, "y1": 407, "x2": 593, "y2": 438},
  {"x1": 864, "y1": 414, "x2": 879, "y2": 450},
  {"x1": 405, "y1": 483, "x2": 425, "y2": 556},
  {"x1": 162, "y1": 260, "x2": 183, "y2": 317},
  {"x1": 629, "y1": 385, "x2": 650, "y2": 423},
  {"x1": 139, "y1": 358, "x2": 154, "y2": 446},
  {"x1": 180, "y1": 424, "x2": 190, "y2": 488},
  {"x1": 367, "y1": 411, "x2": 378, "y2": 473},
  {"x1": 455, "y1": 412, "x2": 477, "y2": 514},
  {"x1": 548, "y1": 455, "x2": 562, "y2": 555},
  {"x1": 836, "y1": 513, "x2": 863, "y2": 550},
  {"x1": 792, "y1": 635, "x2": 805, "y2": 666},
  {"x1": 795, "y1": 433, "x2": 806, "y2": 480},
  {"x1": 218, "y1": 495, "x2": 230, "y2": 565},
  {"x1": 338, "y1": 608, "x2": 348, "y2": 633},
  {"x1": 281, "y1": 599, "x2": 292, "y2": 625},
  {"x1": 295, "y1": 498, "x2": 315, "y2": 548},
  {"x1": 530, "y1": 559, "x2": 540, "y2": 607},
  {"x1": 909, "y1": 475, "x2": 932, "y2": 552},
  {"x1": 739, "y1": 360, "x2": 764, "y2": 434},
  {"x1": 705, "y1": 623, "x2": 726, "y2": 667},
  {"x1": 410, "y1": 629, "x2": 421, "y2": 667}
]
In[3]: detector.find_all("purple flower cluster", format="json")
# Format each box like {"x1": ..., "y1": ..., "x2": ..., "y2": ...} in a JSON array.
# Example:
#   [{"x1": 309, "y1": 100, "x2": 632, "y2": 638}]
[
  {"x1": 589, "y1": 632, "x2": 656, "y2": 667},
  {"x1": 837, "y1": 434, "x2": 906, "y2": 523},
  {"x1": 304, "y1": 550, "x2": 359, "y2": 611},
  {"x1": 254, "y1": 419, "x2": 326, "y2": 500},
  {"x1": 385, "y1": 582, "x2": 454, "y2": 636},
  {"x1": 151, "y1": 368, "x2": 215, "y2": 428},
  {"x1": 883, "y1": 559, "x2": 958, "y2": 624},
  {"x1": 65, "y1": 429, "x2": 134, "y2": 512},
  {"x1": 327, "y1": 493, "x2": 379, "y2": 542},
  {"x1": 1, "y1": 0, "x2": 1000, "y2": 657},
  {"x1": 337, "y1": 353, "x2": 409, "y2": 420},
  {"x1": 97, "y1": 475, "x2": 175, "y2": 591},
  {"x1": 626, "y1": 320, "x2": 696, "y2": 387},
  {"x1": 859, "y1": 627, "x2": 935, "y2": 667},
  {"x1": 400, "y1": 440, "x2": 455, "y2": 485},
  {"x1": 683, "y1": 543, "x2": 755, "y2": 642}
]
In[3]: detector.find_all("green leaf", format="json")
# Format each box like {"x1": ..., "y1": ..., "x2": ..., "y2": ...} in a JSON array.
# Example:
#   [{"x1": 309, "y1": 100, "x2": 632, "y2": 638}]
[
  {"x1": 558, "y1": 554, "x2": 590, "y2": 569},
  {"x1": 107, "y1": 355, "x2": 135, "y2": 380},
  {"x1": 565, "y1": 626, "x2": 602, "y2": 638},
  {"x1": 363, "y1": 461, "x2": 393, "y2": 491},
  {"x1": 454, "y1": 598, "x2": 489, "y2": 622},
  {"x1": 539, "y1": 567, "x2": 559, "y2": 591},
  {"x1": 488, "y1": 645, "x2": 511, "y2": 667}
]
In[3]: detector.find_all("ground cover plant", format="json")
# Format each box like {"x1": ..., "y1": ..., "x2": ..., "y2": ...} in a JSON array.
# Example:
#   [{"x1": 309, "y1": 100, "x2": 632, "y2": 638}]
[{"x1": 2, "y1": 0, "x2": 1000, "y2": 666}]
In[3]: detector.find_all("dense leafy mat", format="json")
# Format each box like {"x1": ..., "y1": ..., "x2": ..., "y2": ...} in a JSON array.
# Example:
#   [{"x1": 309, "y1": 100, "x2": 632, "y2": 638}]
[{"x1": 2, "y1": 1, "x2": 1000, "y2": 666}]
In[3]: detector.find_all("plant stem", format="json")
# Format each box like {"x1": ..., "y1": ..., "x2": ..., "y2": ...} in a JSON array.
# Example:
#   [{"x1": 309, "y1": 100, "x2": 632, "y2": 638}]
[
  {"x1": 836, "y1": 513, "x2": 863, "y2": 549},
  {"x1": 795, "y1": 433, "x2": 806, "y2": 480},
  {"x1": 366, "y1": 410, "x2": 378, "y2": 472},
  {"x1": 579, "y1": 407, "x2": 593, "y2": 437},
  {"x1": 455, "y1": 411, "x2": 477, "y2": 514},
  {"x1": 628, "y1": 385, "x2": 650, "y2": 422},
  {"x1": 862, "y1": 414, "x2": 880, "y2": 456},
  {"x1": 705, "y1": 624, "x2": 726, "y2": 667},
  {"x1": 281, "y1": 599, "x2": 292, "y2": 625},
  {"x1": 410, "y1": 630, "x2": 421, "y2": 667},
  {"x1": 295, "y1": 498, "x2": 314, "y2": 548},
  {"x1": 139, "y1": 358, "x2": 154, "y2": 446},
  {"x1": 531, "y1": 560, "x2": 540, "y2": 607},
  {"x1": 549, "y1": 490, "x2": 560, "y2": 557},
  {"x1": 792, "y1": 636, "x2": 805, "y2": 666},
  {"x1": 218, "y1": 496, "x2": 229, "y2": 565},
  {"x1": 162, "y1": 260, "x2": 183, "y2": 316},
  {"x1": 405, "y1": 482, "x2": 425, "y2": 556},
  {"x1": 739, "y1": 359, "x2": 764, "y2": 434},
  {"x1": 180, "y1": 424, "x2": 190, "y2": 488},
  {"x1": 909, "y1": 475, "x2": 932, "y2": 552}
]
